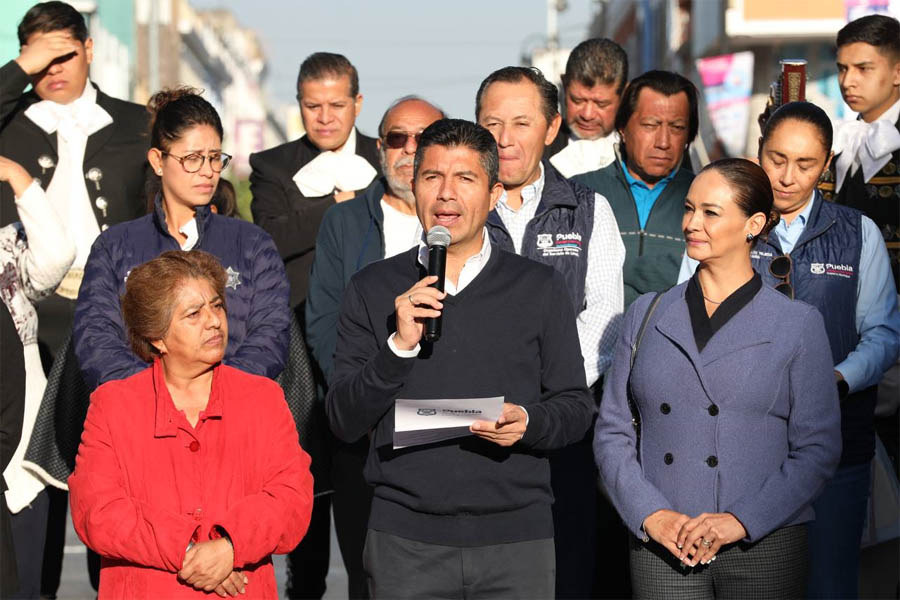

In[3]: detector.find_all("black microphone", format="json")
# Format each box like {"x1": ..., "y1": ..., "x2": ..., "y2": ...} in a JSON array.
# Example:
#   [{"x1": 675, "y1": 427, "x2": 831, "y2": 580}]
[{"x1": 424, "y1": 225, "x2": 451, "y2": 342}]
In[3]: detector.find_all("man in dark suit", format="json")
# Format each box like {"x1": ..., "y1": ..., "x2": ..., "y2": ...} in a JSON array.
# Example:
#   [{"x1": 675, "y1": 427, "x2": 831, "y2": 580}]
[
  {"x1": 543, "y1": 38, "x2": 628, "y2": 178},
  {"x1": 0, "y1": 3, "x2": 149, "y2": 597},
  {"x1": 249, "y1": 52, "x2": 380, "y2": 599},
  {"x1": 0, "y1": 1, "x2": 149, "y2": 359},
  {"x1": 250, "y1": 52, "x2": 381, "y2": 311}
]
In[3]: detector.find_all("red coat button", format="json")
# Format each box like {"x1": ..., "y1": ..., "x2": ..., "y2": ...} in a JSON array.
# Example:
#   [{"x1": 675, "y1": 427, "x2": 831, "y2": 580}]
[{"x1": 189, "y1": 441, "x2": 200, "y2": 452}]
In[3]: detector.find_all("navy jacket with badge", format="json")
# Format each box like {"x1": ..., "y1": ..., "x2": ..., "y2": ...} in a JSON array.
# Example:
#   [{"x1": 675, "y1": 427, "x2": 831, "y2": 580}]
[{"x1": 73, "y1": 196, "x2": 290, "y2": 391}]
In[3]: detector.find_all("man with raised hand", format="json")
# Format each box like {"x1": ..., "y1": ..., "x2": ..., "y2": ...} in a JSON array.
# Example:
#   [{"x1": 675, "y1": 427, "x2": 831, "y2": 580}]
[
  {"x1": 303, "y1": 95, "x2": 443, "y2": 599},
  {"x1": 327, "y1": 118, "x2": 593, "y2": 599}
]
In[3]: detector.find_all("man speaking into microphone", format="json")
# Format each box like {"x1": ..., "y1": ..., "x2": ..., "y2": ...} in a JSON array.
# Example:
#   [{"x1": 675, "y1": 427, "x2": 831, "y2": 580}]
[{"x1": 326, "y1": 119, "x2": 593, "y2": 599}]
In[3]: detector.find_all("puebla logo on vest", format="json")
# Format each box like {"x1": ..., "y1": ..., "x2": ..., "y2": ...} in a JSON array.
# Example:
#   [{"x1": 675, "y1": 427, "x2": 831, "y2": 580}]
[
  {"x1": 810, "y1": 262, "x2": 854, "y2": 278},
  {"x1": 536, "y1": 231, "x2": 582, "y2": 257}
]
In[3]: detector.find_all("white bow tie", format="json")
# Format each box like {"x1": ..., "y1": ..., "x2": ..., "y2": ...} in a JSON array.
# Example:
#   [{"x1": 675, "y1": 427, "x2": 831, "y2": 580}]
[
  {"x1": 833, "y1": 119, "x2": 900, "y2": 193},
  {"x1": 25, "y1": 95, "x2": 112, "y2": 143},
  {"x1": 293, "y1": 151, "x2": 377, "y2": 197},
  {"x1": 549, "y1": 134, "x2": 617, "y2": 178}
]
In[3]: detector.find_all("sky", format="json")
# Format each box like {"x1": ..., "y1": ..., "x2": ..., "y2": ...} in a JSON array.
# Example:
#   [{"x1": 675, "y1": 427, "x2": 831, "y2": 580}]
[{"x1": 191, "y1": 0, "x2": 597, "y2": 135}]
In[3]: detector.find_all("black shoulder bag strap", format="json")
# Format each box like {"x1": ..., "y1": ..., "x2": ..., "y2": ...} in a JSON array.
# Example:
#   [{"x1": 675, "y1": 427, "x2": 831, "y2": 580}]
[{"x1": 627, "y1": 292, "x2": 663, "y2": 449}]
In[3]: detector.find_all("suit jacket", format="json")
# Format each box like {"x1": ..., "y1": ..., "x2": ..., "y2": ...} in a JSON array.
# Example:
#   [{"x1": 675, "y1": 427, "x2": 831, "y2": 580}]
[
  {"x1": 819, "y1": 113, "x2": 900, "y2": 291},
  {"x1": 249, "y1": 130, "x2": 381, "y2": 308},
  {"x1": 0, "y1": 60, "x2": 150, "y2": 359},
  {"x1": 0, "y1": 60, "x2": 149, "y2": 230},
  {"x1": 594, "y1": 282, "x2": 842, "y2": 543}
]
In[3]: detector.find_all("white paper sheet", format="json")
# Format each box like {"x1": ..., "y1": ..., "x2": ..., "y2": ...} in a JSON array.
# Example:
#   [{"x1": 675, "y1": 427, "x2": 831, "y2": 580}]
[{"x1": 393, "y1": 396, "x2": 504, "y2": 449}]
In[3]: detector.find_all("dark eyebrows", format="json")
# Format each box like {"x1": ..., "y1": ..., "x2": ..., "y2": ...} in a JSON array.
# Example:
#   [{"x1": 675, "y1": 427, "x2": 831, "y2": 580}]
[{"x1": 454, "y1": 170, "x2": 480, "y2": 179}]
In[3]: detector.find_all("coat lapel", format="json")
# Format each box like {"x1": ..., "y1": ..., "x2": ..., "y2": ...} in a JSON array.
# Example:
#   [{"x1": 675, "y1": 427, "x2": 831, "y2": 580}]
[
  {"x1": 653, "y1": 289, "x2": 716, "y2": 403},
  {"x1": 84, "y1": 90, "x2": 116, "y2": 163},
  {"x1": 698, "y1": 293, "x2": 774, "y2": 367}
]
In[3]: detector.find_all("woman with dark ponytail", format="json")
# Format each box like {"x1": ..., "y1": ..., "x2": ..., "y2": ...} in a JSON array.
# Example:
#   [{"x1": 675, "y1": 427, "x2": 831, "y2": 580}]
[
  {"x1": 596, "y1": 157, "x2": 842, "y2": 598},
  {"x1": 72, "y1": 87, "x2": 290, "y2": 390},
  {"x1": 678, "y1": 102, "x2": 900, "y2": 597}
]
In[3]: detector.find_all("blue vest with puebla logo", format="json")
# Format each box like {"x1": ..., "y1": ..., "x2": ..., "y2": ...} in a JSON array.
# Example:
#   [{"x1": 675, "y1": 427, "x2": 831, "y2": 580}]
[
  {"x1": 486, "y1": 161, "x2": 593, "y2": 313},
  {"x1": 752, "y1": 193, "x2": 874, "y2": 465}
]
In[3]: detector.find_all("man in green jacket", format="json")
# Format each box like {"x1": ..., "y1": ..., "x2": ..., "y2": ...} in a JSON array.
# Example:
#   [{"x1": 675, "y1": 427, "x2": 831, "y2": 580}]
[{"x1": 575, "y1": 70, "x2": 698, "y2": 306}]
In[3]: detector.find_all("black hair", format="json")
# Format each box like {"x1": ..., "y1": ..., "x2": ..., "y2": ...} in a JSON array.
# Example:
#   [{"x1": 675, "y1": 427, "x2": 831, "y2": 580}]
[
  {"x1": 759, "y1": 101, "x2": 833, "y2": 157},
  {"x1": 614, "y1": 70, "x2": 699, "y2": 144},
  {"x1": 145, "y1": 87, "x2": 224, "y2": 207},
  {"x1": 18, "y1": 1, "x2": 88, "y2": 46},
  {"x1": 698, "y1": 158, "x2": 778, "y2": 240},
  {"x1": 475, "y1": 66, "x2": 559, "y2": 125},
  {"x1": 837, "y1": 14, "x2": 900, "y2": 61},
  {"x1": 562, "y1": 38, "x2": 629, "y2": 95},
  {"x1": 296, "y1": 52, "x2": 359, "y2": 98},
  {"x1": 211, "y1": 179, "x2": 237, "y2": 218},
  {"x1": 378, "y1": 95, "x2": 446, "y2": 138},
  {"x1": 414, "y1": 119, "x2": 499, "y2": 187}
]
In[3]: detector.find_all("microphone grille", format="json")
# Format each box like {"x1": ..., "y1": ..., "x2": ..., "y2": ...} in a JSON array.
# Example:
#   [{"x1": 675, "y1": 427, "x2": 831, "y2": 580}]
[{"x1": 426, "y1": 226, "x2": 451, "y2": 247}]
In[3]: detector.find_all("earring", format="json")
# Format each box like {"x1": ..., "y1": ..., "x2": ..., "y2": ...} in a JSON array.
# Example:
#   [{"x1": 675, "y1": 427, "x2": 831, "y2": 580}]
[
  {"x1": 746, "y1": 233, "x2": 755, "y2": 242},
  {"x1": 156, "y1": 169, "x2": 162, "y2": 175}
]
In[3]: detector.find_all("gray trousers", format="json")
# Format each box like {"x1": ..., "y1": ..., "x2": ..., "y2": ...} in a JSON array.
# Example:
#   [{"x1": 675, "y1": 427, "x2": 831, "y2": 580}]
[
  {"x1": 363, "y1": 529, "x2": 555, "y2": 599},
  {"x1": 629, "y1": 524, "x2": 808, "y2": 599}
]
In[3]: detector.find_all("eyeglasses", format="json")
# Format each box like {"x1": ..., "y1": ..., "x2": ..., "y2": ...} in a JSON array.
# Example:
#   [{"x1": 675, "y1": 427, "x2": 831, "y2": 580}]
[
  {"x1": 383, "y1": 131, "x2": 422, "y2": 149},
  {"x1": 770, "y1": 255, "x2": 793, "y2": 299},
  {"x1": 162, "y1": 152, "x2": 232, "y2": 173}
]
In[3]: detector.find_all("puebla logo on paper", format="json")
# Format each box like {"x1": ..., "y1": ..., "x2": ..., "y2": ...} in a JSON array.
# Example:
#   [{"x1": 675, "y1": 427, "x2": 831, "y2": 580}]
[
  {"x1": 536, "y1": 231, "x2": 583, "y2": 257},
  {"x1": 416, "y1": 408, "x2": 437, "y2": 416}
]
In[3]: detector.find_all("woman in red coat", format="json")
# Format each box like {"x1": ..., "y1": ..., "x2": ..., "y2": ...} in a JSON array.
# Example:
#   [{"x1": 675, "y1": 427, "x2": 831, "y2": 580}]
[{"x1": 69, "y1": 250, "x2": 313, "y2": 598}]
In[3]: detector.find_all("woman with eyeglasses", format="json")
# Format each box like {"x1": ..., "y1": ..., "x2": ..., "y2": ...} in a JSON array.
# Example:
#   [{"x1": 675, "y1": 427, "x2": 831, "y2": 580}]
[
  {"x1": 679, "y1": 101, "x2": 900, "y2": 597},
  {"x1": 598, "y1": 157, "x2": 842, "y2": 599},
  {"x1": 73, "y1": 87, "x2": 291, "y2": 391}
]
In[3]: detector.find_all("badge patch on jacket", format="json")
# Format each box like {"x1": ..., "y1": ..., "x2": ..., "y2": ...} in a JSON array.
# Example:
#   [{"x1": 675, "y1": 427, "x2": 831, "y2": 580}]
[
  {"x1": 537, "y1": 232, "x2": 582, "y2": 257},
  {"x1": 225, "y1": 266, "x2": 242, "y2": 290}
]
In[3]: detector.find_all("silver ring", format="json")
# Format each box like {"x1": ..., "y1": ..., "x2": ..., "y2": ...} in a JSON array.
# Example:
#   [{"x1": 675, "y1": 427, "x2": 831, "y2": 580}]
[
  {"x1": 701, "y1": 538, "x2": 712, "y2": 547},
  {"x1": 408, "y1": 294, "x2": 415, "y2": 305}
]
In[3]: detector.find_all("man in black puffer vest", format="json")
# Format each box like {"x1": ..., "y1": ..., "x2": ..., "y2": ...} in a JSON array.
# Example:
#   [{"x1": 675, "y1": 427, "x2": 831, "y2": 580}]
[{"x1": 476, "y1": 66, "x2": 625, "y2": 599}]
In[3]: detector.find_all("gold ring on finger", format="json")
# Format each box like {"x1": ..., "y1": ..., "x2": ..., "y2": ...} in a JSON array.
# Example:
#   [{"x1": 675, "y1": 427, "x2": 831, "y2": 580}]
[
  {"x1": 408, "y1": 294, "x2": 415, "y2": 305},
  {"x1": 701, "y1": 538, "x2": 712, "y2": 547}
]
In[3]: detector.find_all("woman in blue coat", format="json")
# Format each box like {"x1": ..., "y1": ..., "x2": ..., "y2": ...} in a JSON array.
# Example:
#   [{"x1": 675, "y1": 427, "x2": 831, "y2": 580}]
[
  {"x1": 73, "y1": 88, "x2": 290, "y2": 391},
  {"x1": 595, "y1": 158, "x2": 841, "y2": 598}
]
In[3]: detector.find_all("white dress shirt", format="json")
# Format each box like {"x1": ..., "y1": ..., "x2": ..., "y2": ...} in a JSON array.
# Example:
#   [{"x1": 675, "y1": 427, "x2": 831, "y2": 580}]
[{"x1": 381, "y1": 200, "x2": 421, "y2": 259}]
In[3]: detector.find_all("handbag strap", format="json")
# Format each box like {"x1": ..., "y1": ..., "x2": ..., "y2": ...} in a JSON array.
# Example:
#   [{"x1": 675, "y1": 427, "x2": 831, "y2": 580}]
[{"x1": 627, "y1": 292, "x2": 663, "y2": 442}]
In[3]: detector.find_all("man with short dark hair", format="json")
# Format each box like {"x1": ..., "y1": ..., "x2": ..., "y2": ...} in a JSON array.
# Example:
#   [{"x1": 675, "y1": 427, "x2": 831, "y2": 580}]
[
  {"x1": 249, "y1": 51, "x2": 381, "y2": 600},
  {"x1": 546, "y1": 38, "x2": 629, "y2": 177},
  {"x1": 823, "y1": 14, "x2": 900, "y2": 285},
  {"x1": 303, "y1": 96, "x2": 443, "y2": 599},
  {"x1": 250, "y1": 52, "x2": 381, "y2": 311},
  {"x1": 476, "y1": 65, "x2": 624, "y2": 598},
  {"x1": 0, "y1": 3, "x2": 149, "y2": 597},
  {"x1": 576, "y1": 70, "x2": 698, "y2": 307},
  {"x1": 327, "y1": 118, "x2": 593, "y2": 599},
  {"x1": 811, "y1": 13, "x2": 900, "y2": 599}
]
